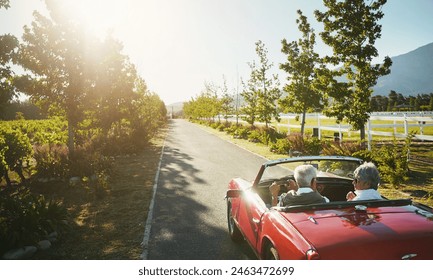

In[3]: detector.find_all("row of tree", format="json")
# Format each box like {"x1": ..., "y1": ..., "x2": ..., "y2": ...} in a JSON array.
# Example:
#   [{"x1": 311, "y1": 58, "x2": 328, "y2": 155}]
[
  {"x1": 0, "y1": 0, "x2": 167, "y2": 155},
  {"x1": 185, "y1": 0, "x2": 393, "y2": 144},
  {"x1": 371, "y1": 91, "x2": 433, "y2": 111}
]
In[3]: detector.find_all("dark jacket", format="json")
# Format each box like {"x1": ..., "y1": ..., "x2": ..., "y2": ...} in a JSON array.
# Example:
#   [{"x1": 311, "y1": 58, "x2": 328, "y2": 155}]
[{"x1": 280, "y1": 189, "x2": 327, "y2": 206}]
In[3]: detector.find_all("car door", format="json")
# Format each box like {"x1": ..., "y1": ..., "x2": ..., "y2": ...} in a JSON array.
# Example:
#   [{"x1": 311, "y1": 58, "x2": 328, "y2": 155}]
[{"x1": 237, "y1": 189, "x2": 268, "y2": 251}]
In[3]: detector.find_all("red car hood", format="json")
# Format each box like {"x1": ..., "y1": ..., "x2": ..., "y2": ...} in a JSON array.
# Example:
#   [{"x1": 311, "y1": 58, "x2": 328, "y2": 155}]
[{"x1": 281, "y1": 205, "x2": 433, "y2": 259}]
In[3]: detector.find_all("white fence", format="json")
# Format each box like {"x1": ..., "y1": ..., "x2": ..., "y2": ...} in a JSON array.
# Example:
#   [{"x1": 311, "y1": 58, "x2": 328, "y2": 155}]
[{"x1": 227, "y1": 112, "x2": 433, "y2": 150}]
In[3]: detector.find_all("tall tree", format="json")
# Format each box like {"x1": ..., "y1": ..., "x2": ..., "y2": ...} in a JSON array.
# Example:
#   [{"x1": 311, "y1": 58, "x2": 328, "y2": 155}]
[
  {"x1": 88, "y1": 34, "x2": 138, "y2": 135},
  {"x1": 16, "y1": 0, "x2": 98, "y2": 154},
  {"x1": 242, "y1": 40, "x2": 281, "y2": 128},
  {"x1": 315, "y1": 0, "x2": 392, "y2": 143},
  {"x1": 0, "y1": 0, "x2": 19, "y2": 119},
  {"x1": 280, "y1": 10, "x2": 323, "y2": 136}
]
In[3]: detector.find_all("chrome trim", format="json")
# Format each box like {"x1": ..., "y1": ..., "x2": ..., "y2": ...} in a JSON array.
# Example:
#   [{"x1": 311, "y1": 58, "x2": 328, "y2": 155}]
[
  {"x1": 308, "y1": 216, "x2": 318, "y2": 224},
  {"x1": 401, "y1": 253, "x2": 417, "y2": 260}
]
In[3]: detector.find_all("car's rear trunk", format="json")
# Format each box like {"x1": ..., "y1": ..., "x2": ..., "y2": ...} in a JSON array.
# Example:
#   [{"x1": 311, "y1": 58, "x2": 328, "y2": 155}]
[{"x1": 283, "y1": 206, "x2": 433, "y2": 259}]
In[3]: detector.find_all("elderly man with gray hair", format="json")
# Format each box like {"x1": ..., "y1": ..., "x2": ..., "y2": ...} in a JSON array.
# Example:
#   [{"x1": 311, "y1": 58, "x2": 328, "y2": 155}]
[
  {"x1": 346, "y1": 162, "x2": 383, "y2": 201},
  {"x1": 269, "y1": 164, "x2": 329, "y2": 207}
]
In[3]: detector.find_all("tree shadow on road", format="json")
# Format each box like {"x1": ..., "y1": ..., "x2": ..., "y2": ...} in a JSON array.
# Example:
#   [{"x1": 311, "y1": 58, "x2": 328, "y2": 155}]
[{"x1": 148, "y1": 139, "x2": 256, "y2": 260}]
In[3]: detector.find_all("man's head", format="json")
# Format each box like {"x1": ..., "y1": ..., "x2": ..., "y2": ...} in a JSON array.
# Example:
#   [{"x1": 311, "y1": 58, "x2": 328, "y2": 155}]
[{"x1": 294, "y1": 164, "x2": 317, "y2": 188}]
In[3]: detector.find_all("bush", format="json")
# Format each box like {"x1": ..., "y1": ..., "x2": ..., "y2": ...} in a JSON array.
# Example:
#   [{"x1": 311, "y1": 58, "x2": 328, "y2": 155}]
[
  {"x1": 248, "y1": 130, "x2": 262, "y2": 143},
  {"x1": 352, "y1": 137, "x2": 411, "y2": 187},
  {"x1": 303, "y1": 137, "x2": 323, "y2": 155},
  {"x1": 285, "y1": 133, "x2": 324, "y2": 156},
  {"x1": 233, "y1": 126, "x2": 250, "y2": 140},
  {"x1": 0, "y1": 187, "x2": 68, "y2": 255},
  {"x1": 33, "y1": 144, "x2": 69, "y2": 179},
  {"x1": 0, "y1": 127, "x2": 33, "y2": 185},
  {"x1": 373, "y1": 137, "x2": 411, "y2": 187},
  {"x1": 321, "y1": 141, "x2": 363, "y2": 156},
  {"x1": 287, "y1": 133, "x2": 305, "y2": 154},
  {"x1": 270, "y1": 138, "x2": 291, "y2": 155}
]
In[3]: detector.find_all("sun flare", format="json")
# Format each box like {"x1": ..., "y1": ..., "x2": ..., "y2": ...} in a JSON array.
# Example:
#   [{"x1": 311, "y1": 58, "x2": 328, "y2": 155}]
[{"x1": 57, "y1": 0, "x2": 123, "y2": 36}]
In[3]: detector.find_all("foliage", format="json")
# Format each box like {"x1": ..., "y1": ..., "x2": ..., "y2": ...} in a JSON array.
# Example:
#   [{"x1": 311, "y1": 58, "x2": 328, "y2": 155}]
[
  {"x1": 241, "y1": 41, "x2": 281, "y2": 129},
  {"x1": 15, "y1": 1, "x2": 167, "y2": 157},
  {"x1": 0, "y1": 187, "x2": 68, "y2": 255},
  {"x1": 314, "y1": 0, "x2": 392, "y2": 142},
  {"x1": 0, "y1": 32, "x2": 19, "y2": 119},
  {"x1": 269, "y1": 138, "x2": 292, "y2": 155},
  {"x1": 0, "y1": 126, "x2": 33, "y2": 186},
  {"x1": 280, "y1": 10, "x2": 323, "y2": 136},
  {"x1": 33, "y1": 144, "x2": 69, "y2": 179},
  {"x1": 322, "y1": 140, "x2": 364, "y2": 156},
  {"x1": 183, "y1": 86, "x2": 220, "y2": 121},
  {"x1": 220, "y1": 77, "x2": 235, "y2": 122},
  {"x1": 374, "y1": 136, "x2": 411, "y2": 187}
]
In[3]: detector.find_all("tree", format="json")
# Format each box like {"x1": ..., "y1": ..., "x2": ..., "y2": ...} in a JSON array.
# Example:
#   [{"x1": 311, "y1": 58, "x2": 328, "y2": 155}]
[
  {"x1": 0, "y1": 1, "x2": 19, "y2": 119},
  {"x1": 429, "y1": 94, "x2": 433, "y2": 111},
  {"x1": 88, "y1": 34, "x2": 138, "y2": 135},
  {"x1": 280, "y1": 10, "x2": 323, "y2": 136},
  {"x1": 242, "y1": 40, "x2": 281, "y2": 128},
  {"x1": 220, "y1": 76, "x2": 234, "y2": 123},
  {"x1": 315, "y1": 0, "x2": 392, "y2": 143},
  {"x1": 17, "y1": 1, "x2": 99, "y2": 154}
]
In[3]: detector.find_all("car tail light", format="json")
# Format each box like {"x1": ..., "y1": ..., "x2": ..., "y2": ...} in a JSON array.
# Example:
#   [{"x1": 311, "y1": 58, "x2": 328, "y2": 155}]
[{"x1": 306, "y1": 249, "x2": 320, "y2": 260}]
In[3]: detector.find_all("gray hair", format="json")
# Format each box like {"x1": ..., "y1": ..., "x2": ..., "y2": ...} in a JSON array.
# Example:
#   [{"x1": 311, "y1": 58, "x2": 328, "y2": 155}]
[
  {"x1": 354, "y1": 162, "x2": 380, "y2": 189},
  {"x1": 294, "y1": 164, "x2": 317, "y2": 187}
]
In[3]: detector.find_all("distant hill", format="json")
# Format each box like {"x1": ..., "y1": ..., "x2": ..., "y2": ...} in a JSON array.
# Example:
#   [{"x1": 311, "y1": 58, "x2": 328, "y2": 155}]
[{"x1": 374, "y1": 42, "x2": 433, "y2": 96}]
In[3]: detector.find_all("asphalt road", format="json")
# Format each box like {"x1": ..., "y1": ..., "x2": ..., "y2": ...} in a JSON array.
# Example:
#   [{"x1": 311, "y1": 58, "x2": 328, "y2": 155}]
[{"x1": 145, "y1": 119, "x2": 267, "y2": 260}]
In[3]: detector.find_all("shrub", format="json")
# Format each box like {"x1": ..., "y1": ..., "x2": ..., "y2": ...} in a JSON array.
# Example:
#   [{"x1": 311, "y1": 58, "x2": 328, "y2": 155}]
[
  {"x1": 303, "y1": 137, "x2": 323, "y2": 155},
  {"x1": 287, "y1": 133, "x2": 305, "y2": 154},
  {"x1": 0, "y1": 187, "x2": 68, "y2": 255},
  {"x1": 248, "y1": 130, "x2": 262, "y2": 143},
  {"x1": 33, "y1": 144, "x2": 69, "y2": 179},
  {"x1": 373, "y1": 137, "x2": 411, "y2": 187},
  {"x1": 270, "y1": 138, "x2": 291, "y2": 155},
  {"x1": 0, "y1": 127, "x2": 33, "y2": 185},
  {"x1": 233, "y1": 126, "x2": 249, "y2": 140},
  {"x1": 322, "y1": 141, "x2": 363, "y2": 156}
]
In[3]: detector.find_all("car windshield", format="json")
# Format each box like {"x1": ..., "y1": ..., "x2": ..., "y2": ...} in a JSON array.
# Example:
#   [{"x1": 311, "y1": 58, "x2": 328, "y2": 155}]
[{"x1": 260, "y1": 159, "x2": 361, "y2": 184}]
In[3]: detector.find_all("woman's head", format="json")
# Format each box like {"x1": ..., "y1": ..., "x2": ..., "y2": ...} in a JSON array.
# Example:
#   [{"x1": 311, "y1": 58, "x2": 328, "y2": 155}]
[{"x1": 353, "y1": 162, "x2": 380, "y2": 190}]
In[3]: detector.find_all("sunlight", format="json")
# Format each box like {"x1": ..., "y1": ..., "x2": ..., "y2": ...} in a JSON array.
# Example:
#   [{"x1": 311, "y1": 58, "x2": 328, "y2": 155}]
[{"x1": 57, "y1": 0, "x2": 123, "y2": 37}]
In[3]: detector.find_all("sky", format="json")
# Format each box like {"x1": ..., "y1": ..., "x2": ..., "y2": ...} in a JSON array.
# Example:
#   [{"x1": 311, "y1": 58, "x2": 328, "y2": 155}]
[{"x1": 1, "y1": 0, "x2": 433, "y2": 105}]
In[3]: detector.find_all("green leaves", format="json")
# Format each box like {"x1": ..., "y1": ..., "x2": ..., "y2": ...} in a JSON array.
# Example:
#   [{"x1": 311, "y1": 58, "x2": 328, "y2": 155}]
[
  {"x1": 280, "y1": 10, "x2": 322, "y2": 136},
  {"x1": 315, "y1": 0, "x2": 392, "y2": 140},
  {"x1": 242, "y1": 40, "x2": 281, "y2": 128}
]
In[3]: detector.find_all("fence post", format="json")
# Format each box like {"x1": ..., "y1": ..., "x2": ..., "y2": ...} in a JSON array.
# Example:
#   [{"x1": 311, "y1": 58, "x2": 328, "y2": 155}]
[
  {"x1": 317, "y1": 113, "x2": 321, "y2": 140},
  {"x1": 287, "y1": 117, "x2": 291, "y2": 135},
  {"x1": 367, "y1": 119, "x2": 372, "y2": 151},
  {"x1": 404, "y1": 113, "x2": 408, "y2": 136}
]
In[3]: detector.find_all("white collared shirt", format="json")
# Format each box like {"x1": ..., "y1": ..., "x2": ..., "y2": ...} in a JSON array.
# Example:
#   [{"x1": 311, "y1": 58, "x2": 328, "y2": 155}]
[{"x1": 353, "y1": 189, "x2": 382, "y2": 201}]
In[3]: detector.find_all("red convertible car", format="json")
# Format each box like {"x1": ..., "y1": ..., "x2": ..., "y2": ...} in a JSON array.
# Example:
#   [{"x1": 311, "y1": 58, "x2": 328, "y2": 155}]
[{"x1": 226, "y1": 156, "x2": 433, "y2": 260}]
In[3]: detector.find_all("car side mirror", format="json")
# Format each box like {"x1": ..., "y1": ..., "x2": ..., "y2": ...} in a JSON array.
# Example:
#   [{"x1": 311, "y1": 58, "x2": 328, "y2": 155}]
[{"x1": 226, "y1": 189, "x2": 243, "y2": 198}]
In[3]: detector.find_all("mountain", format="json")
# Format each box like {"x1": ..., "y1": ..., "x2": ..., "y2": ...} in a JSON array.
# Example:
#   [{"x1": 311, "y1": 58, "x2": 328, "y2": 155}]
[{"x1": 373, "y1": 42, "x2": 433, "y2": 96}]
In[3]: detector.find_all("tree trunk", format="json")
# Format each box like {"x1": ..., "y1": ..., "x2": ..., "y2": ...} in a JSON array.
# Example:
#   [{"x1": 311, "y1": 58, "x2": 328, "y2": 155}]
[
  {"x1": 67, "y1": 120, "x2": 75, "y2": 156},
  {"x1": 301, "y1": 110, "x2": 306, "y2": 137},
  {"x1": 360, "y1": 126, "x2": 366, "y2": 149}
]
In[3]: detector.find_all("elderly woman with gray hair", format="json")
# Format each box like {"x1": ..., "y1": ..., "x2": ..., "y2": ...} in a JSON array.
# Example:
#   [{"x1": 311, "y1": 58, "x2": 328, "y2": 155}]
[{"x1": 346, "y1": 162, "x2": 383, "y2": 201}]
